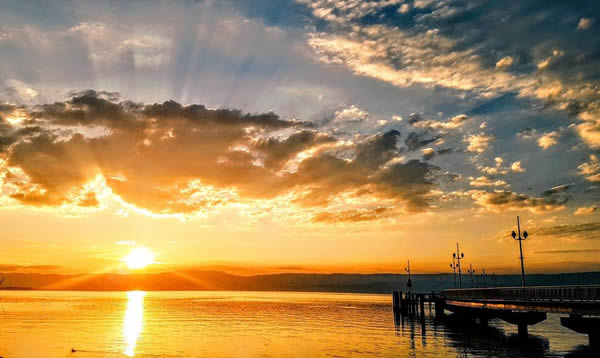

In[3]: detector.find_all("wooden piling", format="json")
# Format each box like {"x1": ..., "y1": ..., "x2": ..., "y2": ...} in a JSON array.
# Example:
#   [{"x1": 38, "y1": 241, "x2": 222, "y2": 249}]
[{"x1": 393, "y1": 291, "x2": 400, "y2": 314}]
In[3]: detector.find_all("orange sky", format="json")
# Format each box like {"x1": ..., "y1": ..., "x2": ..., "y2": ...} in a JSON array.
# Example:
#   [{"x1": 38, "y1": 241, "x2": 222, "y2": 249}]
[{"x1": 0, "y1": 1, "x2": 599, "y2": 276}]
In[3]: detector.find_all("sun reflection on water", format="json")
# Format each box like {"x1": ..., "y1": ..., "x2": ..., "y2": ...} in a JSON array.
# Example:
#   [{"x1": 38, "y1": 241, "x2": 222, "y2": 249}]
[{"x1": 123, "y1": 291, "x2": 146, "y2": 356}]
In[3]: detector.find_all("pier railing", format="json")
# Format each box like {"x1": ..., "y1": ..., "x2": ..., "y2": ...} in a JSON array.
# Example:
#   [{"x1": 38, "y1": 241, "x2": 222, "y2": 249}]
[{"x1": 442, "y1": 285, "x2": 600, "y2": 303}]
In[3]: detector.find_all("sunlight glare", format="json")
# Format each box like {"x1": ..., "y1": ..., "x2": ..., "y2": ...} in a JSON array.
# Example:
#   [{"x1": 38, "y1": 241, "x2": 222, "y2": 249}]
[
  {"x1": 125, "y1": 247, "x2": 155, "y2": 269},
  {"x1": 123, "y1": 291, "x2": 145, "y2": 357}
]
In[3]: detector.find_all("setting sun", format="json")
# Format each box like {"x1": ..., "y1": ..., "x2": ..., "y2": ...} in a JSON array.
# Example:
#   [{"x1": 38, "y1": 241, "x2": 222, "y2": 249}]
[{"x1": 124, "y1": 247, "x2": 155, "y2": 269}]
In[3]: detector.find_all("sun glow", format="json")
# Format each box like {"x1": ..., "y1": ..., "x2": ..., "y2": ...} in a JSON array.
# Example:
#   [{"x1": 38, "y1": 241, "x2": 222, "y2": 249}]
[{"x1": 125, "y1": 247, "x2": 155, "y2": 269}]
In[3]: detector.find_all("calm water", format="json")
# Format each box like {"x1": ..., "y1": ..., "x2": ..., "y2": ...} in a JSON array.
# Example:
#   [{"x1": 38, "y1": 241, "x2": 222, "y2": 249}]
[{"x1": 0, "y1": 291, "x2": 592, "y2": 357}]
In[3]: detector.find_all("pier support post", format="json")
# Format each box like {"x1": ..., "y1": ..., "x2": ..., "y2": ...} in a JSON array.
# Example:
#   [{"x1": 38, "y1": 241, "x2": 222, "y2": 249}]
[
  {"x1": 560, "y1": 315, "x2": 600, "y2": 351},
  {"x1": 393, "y1": 291, "x2": 400, "y2": 314},
  {"x1": 497, "y1": 311, "x2": 546, "y2": 339},
  {"x1": 517, "y1": 323, "x2": 528, "y2": 338},
  {"x1": 433, "y1": 295, "x2": 445, "y2": 318}
]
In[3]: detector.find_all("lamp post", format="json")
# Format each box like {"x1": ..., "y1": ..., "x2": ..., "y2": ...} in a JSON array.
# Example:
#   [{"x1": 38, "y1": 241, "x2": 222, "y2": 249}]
[
  {"x1": 450, "y1": 258, "x2": 457, "y2": 288},
  {"x1": 480, "y1": 268, "x2": 487, "y2": 288},
  {"x1": 467, "y1": 264, "x2": 475, "y2": 288},
  {"x1": 511, "y1": 216, "x2": 528, "y2": 287},
  {"x1": 405, "y1": 260, "x2": 412, "y2": 292},
  {"x1": 454, "y1": 243, "x2": 465, "y2": 288}
]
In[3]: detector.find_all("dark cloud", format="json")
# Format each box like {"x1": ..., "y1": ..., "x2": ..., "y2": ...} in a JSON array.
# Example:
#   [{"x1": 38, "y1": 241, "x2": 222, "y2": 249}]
[
  {"x1": 472, "y1": 190, "x2": 567, "y2": 213},
  {"x1": 1, "y1": 91, "x2": 440, "y2": 215},
  {"x1": 536, "y1": 222, "x2": 600, "y2": 239},
  {"x1": 253, "y1": 130, "x2": 335, "y2": 170},
  {"x1": 542, "y1": 183, "x2": 574, "y2": 196},
  {"x1": 534, "y1": 249, "x2": 600, "y2": 254},
  {"x1": 404, "y1": 132, "x2": 439, "y2": 151},
  {"x1": 354, "y1": 130, "x2": 401, "y2": 170},
  {"x1": 312, "y1": 207, "x2": 392, "y2": 223}
]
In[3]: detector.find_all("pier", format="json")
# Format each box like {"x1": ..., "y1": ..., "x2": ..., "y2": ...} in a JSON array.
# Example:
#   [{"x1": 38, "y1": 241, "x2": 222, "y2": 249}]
[{"x1": 394, "y1": 285, "x2": 600, "y2": 351}]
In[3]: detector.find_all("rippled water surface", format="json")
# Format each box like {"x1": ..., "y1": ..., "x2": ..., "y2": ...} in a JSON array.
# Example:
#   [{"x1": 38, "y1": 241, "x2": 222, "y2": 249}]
[{"x1": 0, "y1": 291, "x2": 593, "y2": 357}]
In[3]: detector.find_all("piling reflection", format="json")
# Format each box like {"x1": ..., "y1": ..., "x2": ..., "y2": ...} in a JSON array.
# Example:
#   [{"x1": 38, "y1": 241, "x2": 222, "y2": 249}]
[
  {"x1": 123, "y1": 291, "x2": 146, "y2": 356},
  {"x1": 394, "y1": 306, "x2": 558, "y2": 358}
]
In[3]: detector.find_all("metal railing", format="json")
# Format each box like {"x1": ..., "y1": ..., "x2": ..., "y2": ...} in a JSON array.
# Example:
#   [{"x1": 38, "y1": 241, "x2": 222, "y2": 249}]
[{"x1": 442, "y1": 285, "x2": 600, "y2": 303}]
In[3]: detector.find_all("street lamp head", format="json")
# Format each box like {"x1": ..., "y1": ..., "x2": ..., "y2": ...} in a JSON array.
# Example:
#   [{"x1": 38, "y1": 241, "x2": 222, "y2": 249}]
[
  {"x1": 461, "y1": 253, "x2": 464, "y2": 258},
  {"x1": 453, "y1": 253, "x2": 456, "y2": 258},
  {"x1": 511, "y1": 231, "x2": 516, "y2": 239},
  {"x1": 523, "y1": 231, "x2": 528, "y2": 239}
]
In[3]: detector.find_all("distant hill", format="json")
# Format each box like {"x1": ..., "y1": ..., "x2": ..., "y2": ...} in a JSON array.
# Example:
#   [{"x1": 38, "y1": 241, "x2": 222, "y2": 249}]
[{"x1": 0, "y1": 271, "x2": 599, "y2": 293}]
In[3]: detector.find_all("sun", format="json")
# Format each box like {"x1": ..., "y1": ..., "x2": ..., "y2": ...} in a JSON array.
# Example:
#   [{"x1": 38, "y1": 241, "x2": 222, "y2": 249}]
[{"x1": 124, "y1": 247, "x2": 155, "y2": 269}]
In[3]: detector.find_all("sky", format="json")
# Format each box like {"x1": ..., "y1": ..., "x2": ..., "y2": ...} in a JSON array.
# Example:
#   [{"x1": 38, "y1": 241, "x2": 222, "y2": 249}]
[{"x1": 0, "y1": 0, "x2": 599, "y2": 276}]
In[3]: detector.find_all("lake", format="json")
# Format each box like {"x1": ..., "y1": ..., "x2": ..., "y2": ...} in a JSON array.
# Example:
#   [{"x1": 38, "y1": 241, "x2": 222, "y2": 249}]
[{"x1": 0, "y1": 291, "x2": 593, "y2": 357}]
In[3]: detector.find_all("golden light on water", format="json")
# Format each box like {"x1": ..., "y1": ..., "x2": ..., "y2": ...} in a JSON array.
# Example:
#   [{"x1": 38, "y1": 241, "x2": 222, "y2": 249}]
[
  {"x1": 124, "y1": 247, "x2": 155, "y2": 269},
  {"x1": 123, "y1": 291, "x2": 146, "y2": 356}
]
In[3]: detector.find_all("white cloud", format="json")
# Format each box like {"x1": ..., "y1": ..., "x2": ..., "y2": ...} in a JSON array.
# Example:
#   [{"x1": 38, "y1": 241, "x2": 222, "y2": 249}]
[
  {"x1": 412, "y1": 114, "x2": 470, "y2": 131},
  {"x1": 465, "y1": 133, "x2": 493, "y2": 153},
  {"x1": 334, "y1": 105, "x2": 369, "y2": 122},
  {"x1": 469, "y1": 176, "x2": 508, "y2": 187},
  {"x1": 574, "y1": 206, "x2": 598, "y2": 216},
  {"x1": 398, "y1": 3, "x2": 411, "y2": 14},
  {"x1": 577, "y1": 17, "x2": 594, "y2": 31},
  {"x1": 68, "y1": 22, "x2": 171, "y2": 67},
  {"x1": 578, "y1": 154, "x2": 600, "y2": 183},
  {"x1": 495, "y1": 56, "x2": 513, "y2": 68},
  {"x1": 537, "y1": 131, "x2": 559, "y2": 150},
  {"x1": 511, "y1": 161, "x2": 526, "y2": 173},
  {"x1": 4, "y1": 79, "x2": 39, "y2": 101}
]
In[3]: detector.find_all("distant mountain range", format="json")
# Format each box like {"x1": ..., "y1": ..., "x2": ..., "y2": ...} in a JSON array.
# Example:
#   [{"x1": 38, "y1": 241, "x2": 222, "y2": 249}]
[{"x1": 0, "y1": 271, "x2": 599, "y2": 293}]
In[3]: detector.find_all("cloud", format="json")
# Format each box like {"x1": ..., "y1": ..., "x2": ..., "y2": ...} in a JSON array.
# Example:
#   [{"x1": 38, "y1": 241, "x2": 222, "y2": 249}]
[
  {"x1": 0, "y1": 264, "x2": 61, "y2": 272},
  {"x1": 3, "y1": 79, "x2": 39, "y2": 102},
  {"x1": 534, "y1": 249, "x2": 600, "y2": 254},
  {"x1": 575, "y1": 115, "x2": 600, "y2": 149},
  {"x1": 253, "y1": 130, "x2": 336, "y2": 170},
  {"x1": 469, "y1": 176, "x2": 508, "y2": 188},
  {"x1": 301, "y1": 1, "x2": 600, "y2": 152},
  {"x1": 577, "y1": 17, "x2": 594, "y2": 31},
  {"x1": 312, "y1": 207, "x2": 393, "y2": 223},
  {"x1": 398, "y1": 3, "x2": 411, "y2": 14},
  {"x1": 334, "y1": 105, "x2": 368, "y2": 122},
  {"x1": 535, "y1": 222, "x2": 600, "y2": 239},
  {"x1": 574, "y1": 206, "x2": 598, "y2": 216},
  {"x1": 0, "y1": 91, "x2": 441, "y2": 216},
  {"x1": 517, "y1": 128, "x2": 537, "y2": 139},
  {"x1": 542, "y1": 184, "x2": 574, "y2": 196},
  {"x1": 537, "y1": 131, "x2": 559, "y2": 150},
  {"x1": 495, "y1": 56, "x2": 513, "y2": 69},
  {"x1": 471, "y1": 190, "x2": 567, "y2": 213},
  {"x1": 511, "y1": 161, "x2": 526, "y2": 173},
  {"x1": 405, "y1": 132, "x2": 439, "y2": 151},
  {"x1": 465, "y1": 133, "x2": 493, "y2": 153},
  {"x1": 411, "y1": 114, "x2": 470, "y2": 131},
  {"x1": 422, "y1": 147, "x2": 454, "y2": 161},
  {"x1": 422, "y1": 147, "x2": 435, "y2": 161},
  {"x1": 578, "y1": 154, "x2": 600, "y2": 183}
]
